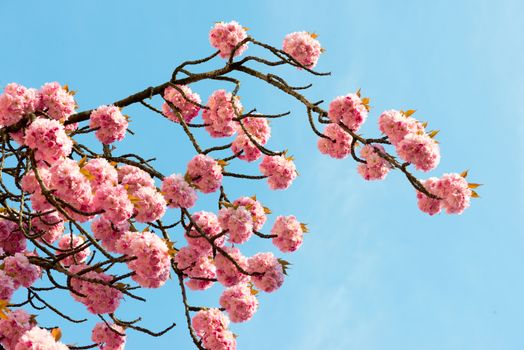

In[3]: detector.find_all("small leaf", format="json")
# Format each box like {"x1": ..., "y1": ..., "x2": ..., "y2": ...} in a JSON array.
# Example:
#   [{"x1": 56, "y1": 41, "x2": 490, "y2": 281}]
[
  {"x1": 361, "y1": 97, "x2": 370, "y2": 105},
  {"x1": 217, "y1": 159, "x2": 229, "y2": 167},
  {"x1": 427, "y1": 130, "x2": 440, "y2": 138},
  {"x1": 79, "y1": 168, "x2": 94, "y2": 181},
  {"x1": 356, "y1": 88, "x2": 361, "y2": 97},
  {"x1": 285, "y1": 154, "x2": 295, "y2": 161},
  {"x1": 128, "y1": 195, "x2": 141, "y2": 204},
  {"x1": 78, "y1": 156, "x2": 88, "y2": 167},
  {"x1": 63, "y1": 84, "x2": 69, "y2": 92},
  {"x1": 277, "y1": 258, "x2": 292, "y2": 276},
  {"x1": 0, "y1": 300, "x2": 9, "y2": 320},
  {"x1": 124, "y1": 115, "x2": 132, "y2": 122},
  {"x1": 460, "y1": 170, "x2": 469, "y2": 178},
  {"x1": 243, "y1": 27, "x2": 250, "y2": 31},
  {"x1": 320, "y1": 48, "x2": 326, "y2": 53},
  {"x1": 300, "y1": 223, "x2": 309, "y2": 233},
  {"x1": 51, "y1": 328, "x2": 62, "y2": 341},
  {"x1": 309, "y1": 32, "x2": 319, "y2": 39},
  {"x1": 404, "y1": 109, "x2": 416, "y2": 117},
  {"x1": 263, "y1": 206, "x2": 272, "y2": 214},
  {"x1": 468, "y1": 183, "x2": 482, "y2": 189},
  {"x1": 250, "y1": 195, "x2": 257, "y2": 201},
  {"x1": 220, "y1": 201, "x2": 233, "y2": 208},
  {"x1": 471, "y1": 190, "x2": 480, "y2": 198},
  {"x1": 421, "y1": 121, "x2": 428, "y2": 128}
]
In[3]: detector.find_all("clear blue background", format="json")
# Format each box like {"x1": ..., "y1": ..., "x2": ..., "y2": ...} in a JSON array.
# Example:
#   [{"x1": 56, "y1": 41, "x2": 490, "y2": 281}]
[{"x1": 1, "y1": 1, "x2": 523, "y2": 349}]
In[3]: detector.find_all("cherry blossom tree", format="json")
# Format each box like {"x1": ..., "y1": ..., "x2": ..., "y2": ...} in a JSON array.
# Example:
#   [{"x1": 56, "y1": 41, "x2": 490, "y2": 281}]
[{"x1": 0, "y1": 21, "x2": 479, "y2": 350}]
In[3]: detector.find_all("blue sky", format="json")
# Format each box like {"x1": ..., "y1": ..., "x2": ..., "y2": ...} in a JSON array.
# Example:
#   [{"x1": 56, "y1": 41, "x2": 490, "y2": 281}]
[{"x1": 1, "y1": 0, "x2": 523, "y2": 349}]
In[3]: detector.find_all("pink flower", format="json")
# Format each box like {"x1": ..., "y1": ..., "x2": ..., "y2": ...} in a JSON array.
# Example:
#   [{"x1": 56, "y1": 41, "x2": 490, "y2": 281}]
[
  {"x1": 93, "y1": 184, "x2": 134, "y2": 224},
  {"x1": 434, "y1": 173, "x2": 472, "y2": 214},
  {"x1": 271, "y1": 215, "x2": 304, "y2": 253},
  {"x1": 186, "y1": 154, "x2": 223, "y2": 193},
  {"x1": 25, "y1": 118, "x2": 72, "y2": 163},
  {"x1": 357, "y1": 144, "x2": 391, "y2": 181},
  {"x1": 317, "y1": 124, "x2": 352, "y2": 159},
  {"x1": 192, "y1": 309, "x2": 236, "y2": 350},
  {"x1": 218, "y1": 206, "x2": 254, "y2": 244},
  {"x1": 214, "y1": 246, "x2": 250, "y2": 287},
  {"x1": 15, "y1": 326, "x2": 69, "y2": 350},
  {"x1": 378, "y1": 109, "x2": 425, "y2": 146},
  {"x1": 89, "y1": 105, "x2": 128, "y2": 144},
  {"x1": 129, "y1": 186, "x2": 167, "y2": 223},
  {"x1": 231, "y1": 116, "x2": 271, "y2": 162},
  {"x1": 259, "y1": 155, "x2": 297, "y2": 190},
  {"x1": 49, "y1": 158, "x2": 94, "y2": 222},
  {"x1": 162, "y1": 85, "x2": 201, "y2": 123},
  {"x1": 416, "y1": 177, "x2": 442, "y2": 215},
  {"x1": 21, "y1": 167, "x2": 51, "y2": 195},
  {"x1": 0, "y1": 270, "x2": 16, "y2": 301},
  {"x1": 209, "y1": 21, "x2": 248, "y2": 58},
  {"x1": 185, "y1": 211, "x2": 224, "y2": 254},
  {"x1": 0, "y1": 83, "x2": 37, "y2": 127},
  {"x1": 57, "y1": 234, "x2": 91, "y2": 266},
  {"x1": 4, "y1": 253, "x2": 41, "y2": 288},
  {"x1": 220, "y1": 283, "x2": 258, "y2": 323},
  {"x1": 328, "y1": 94, "x2": 368, "y2": 131},
  {"x1": 117, "y1": 165, "x2": 155, "y2": 192},
  {"x1": 9, "y1": 129, "x2": 26, "y2": 145},
  {"x1": 91, "y1": 217, "x2": 129, "y2": 253},
  {"x1": 38, "y1": 82, "x2": 76, "y2": 121},
  {"x1": 0, "y1": 309, "x2": 34, "y2": 350},
  {"x1": 91, "y1": 322, "x2": 126, "y2": 350},
  {"x1": 69, "y1": 264, "x2": 122, "y2": 314},
  {"x1": 192, "y1": 308, "x2": 230, "y2": 338},
  {"x1": 115, "y1": 231, "x2": 171, "y2": 288},
  {"x1": 202, "y1": 90, "x2": 242, "y2": 138},
  {"x1": 0, "y1": 219, "x2": 26, "y2": 254},
  {"x1": 282, "y1": 31, "x2": 322, "y2": 69},
  {"x1": 185, "y1": 255, "x2": 217, "y2": 291},
  {"x1": 82, "y1": 158, "x2": 118, "y2": 188},
  {"x1": 232, "y1": 196, "x2": 267, "y2": 231},
  {"x1": 31, "y1": 211, "x2": 64, "y2": 244},
  {"x1": 161, "y1": 174, "x2": 197, "y2": 208},
  {"x1": 248, "y1": 252, "x2": 284, "y2": 293},
  {"x1": 396, "y1": 133, "x2": 440, "y2": 172}
]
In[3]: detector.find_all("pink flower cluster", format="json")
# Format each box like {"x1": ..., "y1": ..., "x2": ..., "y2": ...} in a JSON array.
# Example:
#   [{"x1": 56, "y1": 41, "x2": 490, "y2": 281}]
[
  {"x1": 214, "y1": 247, "x2": 250, "y2": 287},
  {"x1": 161, "y1": 174, "x2": 197, "y2": 208},
  {"x1": 162, "y1": 85, "x2": 201, "y2": 123},
  {"x1": 82, "y1": 158, "x2": 118, "y2": 188},
  {"x1": 3, "y1": 253, "x2": 42, "y2": 288},
  {"x1": 174, "y1": 246, "x2": 216, "y2": 291},
  {"x1": 396, "y1": 133, "x2": 440, "y2": 172},
  {"x1": 271, "y1": 215, "x2": 304, "y2": 253},
  {"x1": 259, "y1": 155, "x2": 297, "y2": 190},
  {"x1": 220, "y1": 283, "x2": 258, "y2": 323},
  {"x1": 378, "y1": 109, "x2": 425, "y2": 146},
  {"x1": 39, "y1": 82, "x2": 76, "y2": 122},
  {"x1": 218, "y1": 206, "x2": 253, "y2": 244},
  {"x1": 232, "y1": 196, "x2": 267, "y2": 231},
  {"x1": 91, "y1": 217, "x2": 129, "y2": 253},
  {"x1": 14, "y1": 326, "x2": 69, "y2": 350},
  {"x1": 31, "y1": 211, "x2": 64, "y2": 244},
  {"x1": 0, "y1": 83, "x2": 37, "y2": 127},
  {"x1": 192, "y1": 309, "x2": 236, "y2": 350},
  {"x1": 317, "y1": 124, "x2": 352, "y2": 159},
  {"x1": 91, "y1": 322, "x2": 126, "y2": 350},
  {"x1": 89, "y1": 105, "x2": 128, "y2": 144},
  {"x1": 231, "y1": 116, "x2": 271, "y2": 162},
  {"x1": 184, "y1": 211, "x2": 224, "y2": 254},
  {"x1": 282, "y1": 32, "x2": 322, "y2": 69},
  {"x1": 25, "y1": 118, "x2": 72, "y2": 164},
  {"x1": 0, "y1": 219, "x2": 26, "y2": 254},
  {"x1": 328, "y1": 93, "x2": 368, "y2": 131},
  {"x1": 248, "y1": 252, "x2": 284, "y2": 293},
  {"x1": 209, "y1": 21, "x2": 248, "y2": 59},
  {"x1": 186, "y1": 154, "x2": 223, "y2": 193},
  {"x1": 357, "y1": 144, "x2": 391, "y2": 181},
  {"x1": 202, "y1": 90, "x2": 243, "y2": 138},
  {"x1": 378, "y1": 109, "x2": 440, "y2": 172},
  {"x1": 69, "y1": 264, "x2": 122, "y2": 314},
  {"x1": 417, "y1": 173, "x2": 472, "y2": 215},
  {"x1": 56, "y1": 234, "x2": 91, "y2": 266},
  {"x1": 0, "y1": 309, "x2": 34, "y2": 350},
  {"x1": 115, "y1": 230, "x2": 171, "y2": 288}
]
